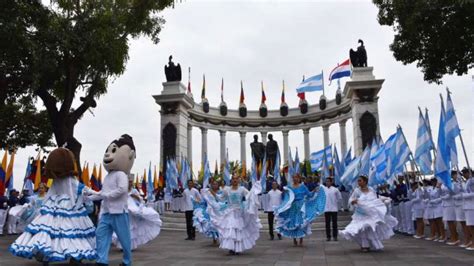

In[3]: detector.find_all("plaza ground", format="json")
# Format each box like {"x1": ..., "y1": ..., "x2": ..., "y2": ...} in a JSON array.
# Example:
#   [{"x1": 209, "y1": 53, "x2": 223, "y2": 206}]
[{"x1": 1, "y1": 229, "x2": 473, "y2": 266}]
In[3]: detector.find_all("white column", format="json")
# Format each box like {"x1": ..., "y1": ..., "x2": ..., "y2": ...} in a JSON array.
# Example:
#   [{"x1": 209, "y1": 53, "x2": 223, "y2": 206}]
[
  {"x1": 187, "y1": 124, "x2": 192, "y2": 162},
  {"x1": 240, "y1": 132, "x2": 246, "y2": 166},
  {"x1": 282, "y1": 130, "x2": 289, "y2": 163},
  {"x1": 323, "y1": 125, "x2": 330, "y2": 148},
  {"x1": 201, "y1": 127, "x2": 208, "y2": 163},
  {"x1": 220, "y1": 130, "x2": 226, "y2": 166},
  {"x1": 339, "y1": 120, "x2": 347, "y2": 156},
  {"x1": 303, "y1": 128, "x2": 310, "y2": 161},
  {"x1": 261, "y1": 131, "x2": 268, "y2": 145}
]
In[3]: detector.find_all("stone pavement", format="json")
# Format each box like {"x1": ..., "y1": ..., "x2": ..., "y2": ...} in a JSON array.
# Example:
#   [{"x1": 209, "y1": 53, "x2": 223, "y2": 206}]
[{"x1": 1, "y1": 230, "x2": 473, "y2": 266}]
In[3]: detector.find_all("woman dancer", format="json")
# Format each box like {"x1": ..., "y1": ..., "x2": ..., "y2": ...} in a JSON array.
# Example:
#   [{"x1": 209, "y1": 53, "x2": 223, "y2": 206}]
[
  {"x1": 441, "y1": 171, "x2": 459, "y2": 245},
  {"x1": 208, "y1": 175, "x2": 261, "y2": 255},
  {"x1": 9, "y1": 148, "x2": 97, "y2": 264},
  {"x1": 339, "y1": 175, "x2": 397, "y2": 252},
  {"x1": 193, "y1": 180, "x2": 220, "y2": 244},
  {"x1": 409, "y1": 182, "x2": 425, "y2": 239},
  {"x1": 113, "y1": 179, "x2": 162, "y2": 250},
  {"x1": 274, "y1": 174, "x2": 326, "y2": 247},
  {"x1": 424, "y1": 178, "x2": 445, "y2": 241}
]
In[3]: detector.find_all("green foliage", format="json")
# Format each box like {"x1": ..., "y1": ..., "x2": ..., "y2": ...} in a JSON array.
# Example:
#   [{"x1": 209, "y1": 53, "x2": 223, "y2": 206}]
[
  {"x1": 373, "y1": 0, "x2": 473, "y2": 83},
  {"x1": 0, "y1": 0, "x2": 173, "y2": 157}
]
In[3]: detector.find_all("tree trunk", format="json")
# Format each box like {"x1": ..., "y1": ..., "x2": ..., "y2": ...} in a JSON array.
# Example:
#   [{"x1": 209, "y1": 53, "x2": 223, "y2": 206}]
[{"x1": 51, "y1": 117, "x2": 82, "y2": 177}]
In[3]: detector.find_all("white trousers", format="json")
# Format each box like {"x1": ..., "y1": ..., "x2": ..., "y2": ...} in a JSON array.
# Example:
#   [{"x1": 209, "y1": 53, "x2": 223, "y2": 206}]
[
  {"x1": 7, "y1": 214, "x2": 18, "y2": 234},
  {"x1": 0, "y1": 209, "x2": 7, "y2": 235}
]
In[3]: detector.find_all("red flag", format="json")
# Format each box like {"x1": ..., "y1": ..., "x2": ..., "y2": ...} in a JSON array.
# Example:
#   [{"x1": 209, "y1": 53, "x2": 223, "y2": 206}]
[
  {"x1": 261, "y1": 81, "x2": 266, "y2": 104},
  {"x1": 240, "y1": 81, "x2": 245, "y2": 104},
  {"x1": 298, "y1": 92, "x2": 305, "y2": 100}
]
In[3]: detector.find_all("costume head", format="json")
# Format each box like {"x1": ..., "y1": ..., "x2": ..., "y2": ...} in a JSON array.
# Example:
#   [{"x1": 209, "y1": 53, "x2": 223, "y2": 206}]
[
  {"x1": 45, "y1": 147, "x2": 77, "y2": 179},
  {"x1": 103, "y1": 134, "x2": 136, "y2": 174}
]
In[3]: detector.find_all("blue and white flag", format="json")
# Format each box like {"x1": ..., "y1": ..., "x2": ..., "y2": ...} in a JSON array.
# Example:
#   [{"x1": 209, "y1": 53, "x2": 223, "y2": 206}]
[
  {"x1": 445, "y1": 92, "x2": 460, "y2": 167},
  {"x1": 333, "y1": 148, "x2": 343, "y2": 186},
  {"x1": 386, "y1": 128, "x2": 411, "y2": 178},
  {"x1": 359, "y1": 145, "x2": 372, "y2": 176},
  {"x1": 415, "y1": 109, "x2": 434, "y2": 174},
  {"x1": 368, "y1": 140, "x2": 380, "y2": 182},
  {"x1": 296, "y1": 71, "x2": 324, "y2": 93},
  {"x1": 310, "y1": 145, "x2": 332, "y2": 171},
  {"x1": 321, "y1": 149, "x2": 330, "y2": 181},
  {"x1": 368, "y1": 141, "x2": 388, "y2": 187},
  {"x1": 344, "y1": 147, "x2": 352, "y2": 167},
  {"x1": 147, "y1": 162, "x2": 154, "y2": 200},
  {"x1": 261, "y1": 156, "x2": 267, "y2": 191},
  {"x1": 166, "y1": 159, "x2": 178, "y2": 190},
  {"x1": 250, "y1": 155, "x2": 258, "y2": 184},
  {"x1": 274, "y1": 150, "x2": 281, "y2": 185},
  {"x1": 287, "y1": 148, "x2": 294, "y2": 185},
  {"x1": 202, "y1": 154, "x2": 211, "y2": 189},
  {"x1": 179, "y1": 156, "x2": 188, "y2": 189},
  {"x1": 223, "y1": 149, "x2": 231, "y2": 186},
  {"x1": 435, "y1": 97, "x2": 452, "y2": 190},
  {"x1": 340, "y1": 156, "x2": 361, "y2": 188},
  {"x1": 294, "y1": 148, "x2": 301, "y2": 175}
]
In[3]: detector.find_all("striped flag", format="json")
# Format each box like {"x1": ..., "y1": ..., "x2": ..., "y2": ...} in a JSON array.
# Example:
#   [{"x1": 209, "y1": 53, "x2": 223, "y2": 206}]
[
  {"x1": 90, "y1": 164, "x2": 101, "y2": 191},
  {"x1": 445, "y1": 91, "x2": 460, "y2": 167},
  {"x1": 240, "y1": 81, "x2": 245, "y2": 104},
  {"x1": 261, "y1": 81, "x2": 266, "y2": 104},
  {"x1": 147, "y1": 162, "x2": 154, "y2": 201},
  {"x1": 5, "y1": 151, "x2": 14, "y2": 191},
  {"x1": 154, "y1": 165, "x2": 159, "y2": 190},
  {"x1": 415, "y1": 108, "x2": 434, "y2": 174},
  {"x1": 274, "y1": 150, "x2": 281, "y2": 185},
  {"x1": 310, "y1": 145, "x2": 332, "y2": 171},
  {"x1": 296, "y1": 71, "x2": 324, "y2": 93},
  {"x1": 435, "y1": 96, "x2": 452, "y2": 189},
  {"x1": 202, "y1": 154, "x2": 211, "y2": 189},
  {"x1": 0, "y1": 151, "x2": 7, "y2": 196}
]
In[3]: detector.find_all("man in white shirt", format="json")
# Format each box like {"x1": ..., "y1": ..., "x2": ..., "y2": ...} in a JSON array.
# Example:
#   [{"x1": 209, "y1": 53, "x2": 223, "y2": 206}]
[
  {"x1": 323, "y1": 177, "x2": 342, "y2": 241},
  {"x1": 183, "y1": 180, "x2": 200, "y2": 240},
  {"x1": 265, "y1": 181, "x2": 282, "y2": 240}
]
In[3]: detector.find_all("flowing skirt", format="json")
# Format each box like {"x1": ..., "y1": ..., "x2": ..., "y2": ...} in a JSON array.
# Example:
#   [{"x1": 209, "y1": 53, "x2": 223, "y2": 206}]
[
  {"x1": 193, "y1": 201, "x2": 218, "y2": 239},
  {"x1": 9, "y1": 194, "x2": 97, "y2": 262},
  {"x1": 339, "y1": 198, "x2": 397, "y2": 250}
]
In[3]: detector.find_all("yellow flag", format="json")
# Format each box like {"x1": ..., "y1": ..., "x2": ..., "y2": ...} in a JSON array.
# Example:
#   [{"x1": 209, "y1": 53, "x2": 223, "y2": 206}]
[
  {"x1": 98, "y1": 164, "x2": 103, "y2": 184},
  {"x1": 34, "y1": 152, "x2": 42, "y2": 190},
  {"x1": 82, "y1": 163, "x2": 90, "y2": 187},
  {"x1": 5, "y1": 151, "x2": 15, "y2": 188},
  {"x1": 153, "y1": 165, "x2": 159, "y2": 190}
]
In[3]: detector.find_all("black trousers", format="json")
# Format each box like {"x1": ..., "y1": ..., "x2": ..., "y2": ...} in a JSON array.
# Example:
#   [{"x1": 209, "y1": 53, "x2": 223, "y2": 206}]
[
  {"x1": 267, "y1": 211, "x2": 281, "y2": 238},
  {"x1": 324, "y1": 212, "x2": 338, "y2": 239},
  {"x1": 185, "y1": 210, "x2": 195, "y2": 238}
]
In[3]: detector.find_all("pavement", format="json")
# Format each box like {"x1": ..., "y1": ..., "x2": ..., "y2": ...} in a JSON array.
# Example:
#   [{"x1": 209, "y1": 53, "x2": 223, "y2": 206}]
[{"x1": 1, "y1": 229, "x2": 473, "y2": 266}]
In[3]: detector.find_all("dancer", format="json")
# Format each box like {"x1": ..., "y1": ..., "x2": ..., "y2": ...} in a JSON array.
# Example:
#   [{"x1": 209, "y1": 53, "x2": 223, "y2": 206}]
[
  {"x1": 88, "y1": 134, "x2": 136, "y2": 266},
  {"x1": 8, "y1": 183, "x2": 48, "y2": 234},
  {"x1": 112, "y1": 179, "x2": 162, "y2": 250},
  {"x1": 339, "y1": 175, "x2": 397, "y2": 252},
  {"x1": 424, "y1": 178, "x2": 445, "y2": 241},
  {"x1": 208, "y1": 174, "x2": 262, "y2": 255},
  {"x1": 275, "y1": 174, "x2": 326, "y2": 247},
  {"x1": 193, "y1": 180, "x2": 220, "y2": 244},
  {"x1": 9, "y1": 147, "x2": 97, "y2": 264},
  {"x1": 0, "y1": 192, "x2": 7, "y2": 236}
]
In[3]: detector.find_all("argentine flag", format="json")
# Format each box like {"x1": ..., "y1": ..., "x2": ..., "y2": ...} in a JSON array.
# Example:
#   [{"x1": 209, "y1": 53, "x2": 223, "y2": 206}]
[
  {"x1": 296, "y1": 71, "x2": 324, "y2": 93},
  {"x1": 310, "y1": 145, "x2": 332, "y2": 171},
  {"x1": 414, "y1": 109, "x2": 434, "y2": 175}
]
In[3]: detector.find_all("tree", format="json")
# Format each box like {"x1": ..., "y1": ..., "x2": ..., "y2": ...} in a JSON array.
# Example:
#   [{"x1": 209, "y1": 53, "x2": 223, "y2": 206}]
[
  {"x1": 1, "y1": 0, "x2": 173, "y2": 166},
  {"x1": 373, "y1": 0, "x2": 473, "y2": 84}
]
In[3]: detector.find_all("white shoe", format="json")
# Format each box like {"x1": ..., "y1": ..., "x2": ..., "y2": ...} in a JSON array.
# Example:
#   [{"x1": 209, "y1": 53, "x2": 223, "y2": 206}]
[
  {"x1": 466, "y1": 247, "x2": 474, "y2": 251},
  {"x1": 459, "y1": 244, "x2": 467, "y2": 248}
]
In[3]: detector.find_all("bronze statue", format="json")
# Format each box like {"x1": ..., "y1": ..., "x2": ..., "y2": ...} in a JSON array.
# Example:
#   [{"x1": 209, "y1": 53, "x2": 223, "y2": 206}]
[
  {"x1": 349, "y1": 39, "x2": 368, "y2": 67},
  {"x1": 164, "y1": 55, "x2": 182, "y2": 81},
  {"x1": 250, "y1": 135, "x2": 265, "y2": 165},
  {"x1": 265, "y1": 134, "x2": 279, "y2": 174}
]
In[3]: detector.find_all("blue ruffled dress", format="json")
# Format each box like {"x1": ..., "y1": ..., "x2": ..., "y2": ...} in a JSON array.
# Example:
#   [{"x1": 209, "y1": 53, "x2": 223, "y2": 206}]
[
  {"x1": 9, "y1": 177, "x2": 97, "y2": 262},
  {"x1": 275, "y1": 184, "x2": 326, "y2": 238}
]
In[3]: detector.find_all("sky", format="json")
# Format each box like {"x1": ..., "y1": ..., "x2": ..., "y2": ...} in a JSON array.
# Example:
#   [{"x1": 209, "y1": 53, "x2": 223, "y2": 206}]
[{"x1": 9, "y1": 0, "x2": 474, "y2": 188}]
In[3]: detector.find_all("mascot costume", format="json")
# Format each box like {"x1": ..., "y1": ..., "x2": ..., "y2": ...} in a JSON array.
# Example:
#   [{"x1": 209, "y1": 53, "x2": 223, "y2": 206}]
[
  {"x1": 9, "y1": 147, "x2": 97, "y2": 265},
  {"x1": 88, "y1": 134, "x2": 136, "y2": 266}
]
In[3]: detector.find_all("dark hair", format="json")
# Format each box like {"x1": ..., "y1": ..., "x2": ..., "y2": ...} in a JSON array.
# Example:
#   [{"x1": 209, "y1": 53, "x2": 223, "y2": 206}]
[
  {"x1": 358, "y1": 175, "x2": 368, "y2": 183},
  {"x1": 111, "y1": 134, "x2": 136, "y2": 152}
]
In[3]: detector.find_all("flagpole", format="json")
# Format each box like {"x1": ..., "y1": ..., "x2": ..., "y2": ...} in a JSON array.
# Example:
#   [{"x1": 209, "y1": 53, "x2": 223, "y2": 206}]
[
  {"x1": 398, "y1": 125, "x2": 424, "y2": 182},
  {"x1": 322, "y1": 70, "x2": 325, "y2": 96},
  {"x1": 446, "y1": 88, "x2": 471, "y2": 171}
]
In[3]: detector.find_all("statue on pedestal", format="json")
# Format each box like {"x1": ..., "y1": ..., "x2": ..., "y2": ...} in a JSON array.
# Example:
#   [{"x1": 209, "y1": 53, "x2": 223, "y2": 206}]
[
  {"x1": 164, "y1": 55, "x2": 182, "y2": 82},
  {"x1": 349, "y1": 39, "x2": 368, "y2": 67},
  {"x1": 250, "y1": 135, "x2": 265, "y2": 166},
  {"x1": 266, "y1": 134, "x2": 279, "y2": 174}
]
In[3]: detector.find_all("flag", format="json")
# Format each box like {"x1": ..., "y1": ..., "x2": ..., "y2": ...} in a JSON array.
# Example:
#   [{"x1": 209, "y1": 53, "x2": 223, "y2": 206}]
[
  {"x1": 82, "y1": 163, "x2": 90, "y2": 187},
  {"x1": 344, "y1": 147, "x2": 352, "y2": 167},
  {"x1": 166, "y1": 159, "x2": 178, "y2": 190},
  {"x1": 281, "y1": 81, "x2": 286, "y2": 103},
  {"x1": 147, "y1": 162, "x2": 154, "y2": 201},
  {"x1": 368, "y1": 140, "x2": 388, "y2": 187},
  {"x1": 154, "y1": 165, "x2": 159, "y2": 190},
  {"x1": 23, "y1": 159, "x2": 33, "y2": 195},
  {"x1": 241, "y1": 160, "x2": 247, "y2": 180},
  {"x1": 220, "y1": 78, "x2": 224, "y2": 102},
  {"x1": 329, "y1": 59, "x2": 351, "y2": 85},
  {"x1": 321, "y1": 149, "x2": 330, "y2": 180},
  {"x1": 310, "y1": 145, "x2": 332, "y2": 171},
  {"x1": 387, "y1": 127, "x2": 411, "y2": 177},
  {"x1": 34, "y1": 152, "x2": 42, "y2": 190},
  {"x1": 415, "y1": 108, "x2": 434, "y2": 174},
  {"x1": 90, "y1": 164, "x2": 100, "y2": 191},
  {"x1": 0, "y1": 151, "x2": 7, "y2": 196},
  {"x1": 223, "y1": 149, "x2": 231, "y2": 186},
  {"x1": 159, "y1": 165, "x2": 164, "y2": 188},
  {"x1": 261, "y1": 81, "x2": 266, "y2": 104},
  {"x1": 359, "y1": 144, "x2": 372, "y2": 176},
  {"x1": 340, "y1": 156, "x2": 361, "y2": 188},
  {"x1": 98, "y1": 164, "x2": 103, "y2": 189},
  {"x1": 201, "y1": 74, "x2": 206, "y2": 99},
  {"x1": 202, "y1": 154, "x2": 211, "y2": 189},
  {"x1": 296, "y1": 71, "x2": 324, "y2": 93},
  {"x1": 333, "y1": 147, "x2": 343, "y2": 186},
  {"x1": 214, "y1": 160, "x2": 219, "y2": 177},
  {"x1": 260, "y1": 155, "x2": 267, "y2": 191},
  {"x1": 287, "y1": 148, "x2": 294, "y2": 185},
  {"x1": 434, "y1": 96, "x2": 452, "y2": 189},
  {"x1": 5, "y1": 151, "x2": 14, "y2": 191},
  {"x1": 274, "y1": 150, "x2": 281, "y2": 184},
  {"x1": 294, "y1": 148, "x2": 300, "y2": 175},
  {"x1": 179, "y1": 156, "x2": 188, "y2": 189},
  {"x1": 187, "y1": 67, "x2": 191, "y2": 93},
  {"x1": 142, "y1": 169, "x2": 147, "y2": 197},
  {"x1": 240, "y1": 81, "x2": 245, "y2": 105},
  {"x1": 445, "y1": 91, "x2": 460, "y2": 167}
]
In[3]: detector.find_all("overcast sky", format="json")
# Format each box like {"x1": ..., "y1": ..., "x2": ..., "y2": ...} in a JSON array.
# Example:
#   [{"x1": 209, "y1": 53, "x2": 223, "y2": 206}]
[{"x1": 10, "y1": 0, "x2": 473, "y2": 188}]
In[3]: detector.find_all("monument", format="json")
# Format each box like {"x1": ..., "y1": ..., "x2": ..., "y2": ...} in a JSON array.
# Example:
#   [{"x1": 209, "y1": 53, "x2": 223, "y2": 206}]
[{"x1": 250, "y1": 135, "x2": 265, "y2": 166}]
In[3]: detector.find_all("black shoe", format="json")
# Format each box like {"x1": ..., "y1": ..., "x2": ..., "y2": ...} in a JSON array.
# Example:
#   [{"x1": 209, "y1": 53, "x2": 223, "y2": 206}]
[
  {"x1": 69, "y1": 258, "x2": 82, "y2": 265},
  {"x1": 185, "y1": 237, "x2": 192, "y2": 240},
  {"x1": 278, "y1": 234, "x2": 282, "y2": 240},
  {"x1": 191, "y1": 237, "x2": 195, "y2": 241},
  {"x1": 95, "y1": 263, "x2": 108, "y2": 266},
  {"x1": 270, "y1": 235, "x2": 274, "y2": 240},
  {"x1": 334, "y1": 237, "x2": 338, "y2": 241},
  {"x1": 228, "y1": 250, "x2": 236, "y2": 255},
  {"x1": 326, "y1": 237, "x2": 331, "y2": 241}
]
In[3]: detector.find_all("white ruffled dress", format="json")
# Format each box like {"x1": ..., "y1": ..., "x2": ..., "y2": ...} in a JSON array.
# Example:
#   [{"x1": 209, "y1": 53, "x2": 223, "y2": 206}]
[
  {"x1": 193, "y1": 189, "x2": 220, "y2": 239},
  {"x1": 113, "y1": 190, "x2": 162, "y2": 250},
  {"x1": 339, "y1": 187, "x2": 397, "y2": 250},
  {"x1": 208, "y1": 182, "x2": 262, "y2": 253},
  {"x1": 9, "y1": 177, "x2": 97, "y2": 262}
]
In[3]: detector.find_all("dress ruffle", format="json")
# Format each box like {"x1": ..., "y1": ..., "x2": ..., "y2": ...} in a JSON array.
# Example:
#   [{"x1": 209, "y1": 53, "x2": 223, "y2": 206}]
[
  {"x1": 193, "y1": 200, "x2": 219, "y2": 239},
  {"x1": 9, "y1": 193, "x2": 97, "y2": 262}
]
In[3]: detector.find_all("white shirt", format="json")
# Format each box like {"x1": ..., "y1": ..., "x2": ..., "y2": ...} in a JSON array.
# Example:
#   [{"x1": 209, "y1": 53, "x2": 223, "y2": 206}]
[
  {"x1": 266, "y1": 189, "x2": 282, "y2": 212},
  {"x1": 183, "y1": 187, "x2": 200, "y2": 211},
  {"x1": 96, "y1": 171, "x2": 129, "y2": 214},
  {"x1": 323, "y1": 186, "x2": 342, "y2": 212}
]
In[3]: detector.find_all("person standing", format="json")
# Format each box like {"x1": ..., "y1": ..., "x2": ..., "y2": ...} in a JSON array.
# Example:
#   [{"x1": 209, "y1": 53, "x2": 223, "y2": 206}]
[
  {"x1": 183, "y1": 180, "x2": 200, "y2": 240},
  {"x1": 266, "y1": 181, "x2": 282, "y2": 240},
  {"x1": 323, "y1": 177, "x2": 342, "y2": 241},
  {"x1": 7, "y1": 189, "x2": 20, "y2": 235},
  {"x1": 0, "y1": 193, "x2": 8, "y2": 236}
]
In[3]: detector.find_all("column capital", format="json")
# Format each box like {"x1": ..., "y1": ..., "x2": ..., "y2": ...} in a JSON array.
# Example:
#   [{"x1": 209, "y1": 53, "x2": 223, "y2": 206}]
[
  {"x1": 302, "y1": 128, "x2": 310, "y2": 134},
  {"x1": 322, "y1": 124, "x2": 330, "y2": 130},
  {"x1": 200, "y1": 127, "x2": 208, "y2": 133},
  {"x1": 187, "y1": 123, "x2": 193, "y2": 130},
  {"x1": 282, "y1": 130, "x2": 289, "y2": 136},
  {"x1": 219, "y1": 130, "x2": 226, "y2": 136},
  {"x1": 239, "y1": 131, "x2": 246, "y2": 137},
  {"x1": 339, "y1": 119, "x2": 347, "y2": 126}
]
